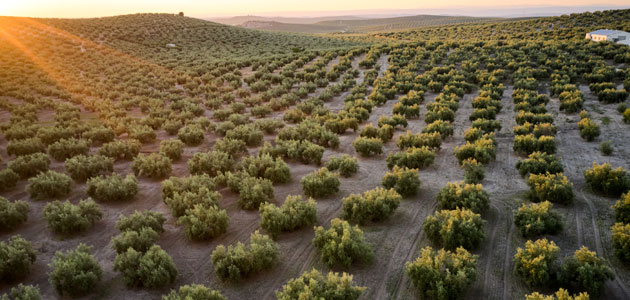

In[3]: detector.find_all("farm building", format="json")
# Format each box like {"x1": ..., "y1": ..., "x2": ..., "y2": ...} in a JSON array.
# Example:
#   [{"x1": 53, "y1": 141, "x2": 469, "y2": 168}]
[{"x1": 585, "y1": 29, "x2": 630, "y2": 45}]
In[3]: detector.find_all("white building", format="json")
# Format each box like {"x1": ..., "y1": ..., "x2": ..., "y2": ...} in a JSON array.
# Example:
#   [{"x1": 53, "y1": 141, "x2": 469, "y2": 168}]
[{"x1": 585, "y1": 29, "x2": 630, "y2": 46}]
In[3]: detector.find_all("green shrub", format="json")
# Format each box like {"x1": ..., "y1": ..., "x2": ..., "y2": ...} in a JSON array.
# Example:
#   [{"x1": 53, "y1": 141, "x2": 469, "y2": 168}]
[
  {"x1": 436, "y1": 181, "x2": 489, "y2": 213},
  {"x1": 599, "y1": 141, "x2": 613, "y2": 156},
  {"x1": 240, "y1": 153, "x2": 291, "y2": 183},
  {"x1": 341, "y1": 188, "x2": 401, "y2": 224},
  {"x1": 584, "y1": 162, "x2": 630, "y2": 196},
  {"x1": 559, "y1": 246, "x2": 614, "y2": 297},
  {"x1": 397, "y1": 131, "x2": 442, "y2": 150},
  {"x1": 82, "y1": 126, "x2": 115, "y2": 145},
  {"x1": 471, "y1": 118, "x2": 502, "y2": 133},
  {"x1": 382, "y1": 165, "x2": 420, "y2": 197},
  {"x1": 132, "y1": 153, "x2": 172, "y2": 179},
  {"x1": 112, "y1": 227, "x2": 159, "y2": 254},
  {"x1": 264, "y1": 139, "x2": 324, "y2": 165},
  {"x1": 211, "y1": 231, "x2": 278, "y2": 281},
  {"x1": 116, "y1": 210, "x2": 166, "y2": 233},
  {"x1": 47, "y1": 138, "x2": 90, "y2": 161},
  {"x1": 177, "y1": 205, "x2": 229, "y2": 241},
  {"x1": 259, "y1": 195, "x2": 317, "y2": 238},
  {"x1": 225, "y1": 124, "x2": 264, "y2": 147},
  {"x1": 98, "y1": 139, "x2": 141, "y2": 160},
  {"x1": 301, "y1": 168, "x2": 340, "y2": 198},
  {"x1": 516, "y1": 152, "x2": 564, "y2": 177},
  {"x1": 326, "y1": 155, "x2": 359, "y2": 177},
  {"x1": 162, "y1": 175, "x2": 220, "y2": 217},
  {"x1": 0, "y1": 236, "x2": 36, "y2": 282},
  {"x1": 114, "y1": 245, "x2": 178, "y2": 288},
  {"x1": 86, "y1": 174, "x2": 138, "y2": 202},
  {"x1": 6, "y1": 138, "x2": 46, "y2": 157},
  {"x1": 163, "y1": 284, "x2": 227, "y2": 300},
  {"x1": 275, "y1": 268, "x2": 364, "y2": 300},
  {"x1": 160, "y1": 139, "x2": 185, "y2": 160},
  {"x1": 235, "y1": 175, "x2": 274, "y2": 210},
  {"x1": 514, "y1": 238, "x2": 559, "y2": 287},
  {"x1": 527, "y1": 173, "x2": 574, "y2": 205},
  {"x1": 9, "y1": 153, "x2": 50, "y2": 178},
  {"x1": 352, "y1": 136, "x2": 383, "y2": 157},
  {"x1": 48, "y1": 244, "x2": 102, "y2": 297},
  {"x1": 386, "y1": 147, "x2": 435, "y2": 169},
  {"x1": 422, "y1": 120, "x2": 453, "y2": 137},
  {"x1": 188, "y1": 151, "x2": 234, "y2": 176},
  {"x1": 424, "y1": 208, "x2": 485, "y2": 250},
  {"x1": 0, "y1": 197, "x2": 29, "y2": 231},
  {"x1": 27, "y1": 170, "x2": 73, "y2": 200},
  {"x1": 514, "y1": 134, "x2": 556, "y2": 155},
  {"x1": 453, "y1": 137, "x2": 496, "y2": 164},
  {"x1": 514, "y1": 201, "x2": 563, "y2": 237},
  {"x1": 597, "y1": 88, "x2": 628, "y2": 103},
  {"x1": 577, "y1": 118, "x2": 600, "y2": 142},
  {"x1": 0, "y1": 169, "x2": 20, "y2": 192},
  {"x1": 177, "y1": 124, "x2": 205, "y2": 146},
  {"x1": 43, "y1": 199, "x2": 102, "y2": 235},
  {"x1": 313, "y1": 218, "x2": 373, "y2": 268},
  {"x1": 624, "y1": 108, "x2": 630, "y2": 124},
  {"x1": 612, "y1": 222, "x2": 630, "y2": 262},
  {"x1": 525, "y1": 289, "x2": 589, "y2": 300},
  {"x1": 129, "y1": 125, "x2": 156, "y2": 143},
  {"x1": 0, "y1": 284, "x2": 41, "y2": 300},
  {"x1": 64, "y1": 154, "x2": 113, "y2": 181},
  {"x1": 405, "y1": 246, "x2": 477, "y2": 300},
  {"x1": 462, "y1": 158, "x2": 485, "y2": 184},
  {"x1": 613, "y1": 193, "x2": 630, "y2": 223}
]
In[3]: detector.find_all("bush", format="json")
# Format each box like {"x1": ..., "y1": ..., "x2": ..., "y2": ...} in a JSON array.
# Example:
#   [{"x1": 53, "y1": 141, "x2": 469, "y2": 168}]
[
  {"x1": 48, "y1": 138, "x2": 90, "y2": 161},
  {"x1": 9, "y1": 153, "x2": 50, "y2": 178},
  {"x1": 525, "y1": 289, "x2": 589, "y2": 300},
  {"x1": 0, "y1": 197, "x2": 29, "y2": 231},
  {"x1": 386, "y1": 147, "x2": 435, "y2": 169},
  {"x1": 211, "y1": 231, "x2": 278, "y2": 281},
  {"x1": 177, "y1": 205, "x2": 229, "y2": 241},
  {"x1": 112, "y1": 227, "x2": 159, "y2": 254},
  {"x1": 240, "y1": 153, "x2": 291, "y2": 183},
  {"x1": 160, "y1": 139, "x2": 185, "y2": 160},
  {"x1": 423, "y1": 208, "x2": 485, "y2": 250},
  {"x1": 225, "y1": 124, "x2": 264, "y2": 147},
  {"x1": 64, "y1": 154, "x2": 114, "y2": 181},
  {"x1": 514, "y1": 238, "x2": 559, "y2": 287},
  {"x1": 82, "y1": 126, "x2": 115, "y2": 145},
  {"x1": 577, "y1": 118, "x2": 600, "y2": 142},
  {"x1": 129, "y1": 125, "x2": 156, "y2": 143},
  {"x1": 177, "y1": 124, "x2": 205, "y2": 146},
  {"x1": 259, "y1": 195, "x2": 317, "y2": 238},
  {"x1": 514, "y1": 134, "x2": 556, "y2": 155},
  {"x1": 132, "y1": 153, "x2": 172, "y2": 179},
  {"x1": 98, "y1": 139, "x2": 141, "y2": 160},
  {"x1": 599, "y1": 141, "x2": 613, "y2": 156},
  {"x1": 27, "y1": 170, "x2": 73, "y2": 200},
  {"x1": 162, "y1": 175, "x2": 221, "y2": 217},
  {"x1": 0, "y1": 284, "x2": 41, "y2": 300},
  {"x1": 559, "y1": 246, "x2": 614, "y2": 297},
  {"x1": 163, "y1": 284, "x2": 227, "y2": 300},
  {"x1": 624, "y1": 108, "x2": 630, "y2": 124},
  {"x1": 48, "y1": 244, "x2": 103, "y2": 297},
  {"x1": 423, "y1": 120, "x2": 453, "y2": 137},
  {"x1": 236, "y1": 175, "x2": 274, "y2": 210},
  {"x1": 613, "y1": 193, "x2": 630, "y2": 223},
  {"x1": 114, "y1": 245, "x2": 178, "y2": 288},
  {"x1": 453, "y1": 137, "x2": 496, "y2": 164},
  {"x1": 341, "y1": 188, "x2": 401, "y2": 224},
  {"x1": 313, "y1": 218, "x2": 373, "y2": 268},
  {"x1": 43, "y1": 199, "x2": 102, "y2": 235},
  {"x1": 301, "y1": 168, "x2": 340, "y2": 198},
  {"x1": 188, "y1": 151, "x2": 233, "y2": 176},
  {"x1": 462, "y1": 158, "x2": 485, "y2": 184},
  {"x1": 527, "y1": 172, "x2": 574, "y2": 205},
  {"x1": 597, "y1": 88, "x2": 628, "y2": 103},
  {"x1": 584, "y1": 162, "x2": 630, "y2": 196},
  {"x1": 612, "y1": 222, "x2": 630, "y2": 262},
  {"x1": 516, "y1": 152, "x2": 564, "y2": 177},
  {"x1": 265, "y1": 139, "x2": 324, "y2": 165},
  {"x1": 352, "y1": 136, "x2": 383, "y2": 157},
  {"x1": 397, "y1": 131, "x2": 442, "y2": 150},
  {"x1": 86, "y1": 174, "x2": 138, "y2": 202},
  {"x1": 514, "y1": 201, "x2": 563, "y2": 237},
  {"x1": 436, "y1": 181, "x2": 489, "y2": 213},
  {"x1": 275, "y1": 269, "x2": 365, "y2": 300},
  {"x1": 405, "y1": 246, "x2": 477, "y2": 300},
  {"x1": 0, "y1": 236, "x2": 36, "y2": 281},
  {"x1": 6, "y1": 138, "x2": 46, "y2": 157},
  {"x1": 382, "y1": 166, "x2": 420, "y2": 197},
  {"x1": 0, "y1": 169, "x2": 20, "y2": 192},
  {"x1": 326, "y1": 155, "x2": 359, "y2": 177},
  {"x1": 116, "y1": 210, "x2": 166, "y2": 233}
]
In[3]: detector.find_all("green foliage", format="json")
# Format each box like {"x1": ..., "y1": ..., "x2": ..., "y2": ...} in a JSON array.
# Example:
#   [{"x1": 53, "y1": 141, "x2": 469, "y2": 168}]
[
  {"x1": 405, "y1": 246, "x2": 477, "y2": 300},
  {"x1": 462, "y1": 158, "x2": 485, "y2": 184},
  {"x1": 514, "y1": 201, "x2": 563, "y2": 237},
  {"x1": 514, "y1": 238, "x2": 559, "y2": 287},
  {"x1": 160, "y1": 139, "x2": 185, "y2": 160},
  {"x1": 352, "y1": 136, "x2": 383, "y2": 157},
  {"x1": 516, "y1": 152, "x2": 564, "y2": 177},
  {"x1": 177, "y1": 124, "x2": 205, "y2": 146},
  {"x1": 326, "y1": 155, "x2": 359, "y2": 177},
  {"x1": 424, "y1": 208, "x2": 485, "y2": 250},
  {"x1": 514, "y1": 134, "x2": 556, "y2": 155},
  {"x1": 177, "y1": 205, "x2": 229, "y2": 241},
  {"x1": 0, "y1": 169, "x2": 20, "y2": 192},
  {"x1": 86, "y1": 174, "x2": 138, "y2": 202},
  {"x1": 82, "y1": 126, "x2": 115, "y2": 145},
  {"x1": 27, "y1": 170, "x2": 73, "y2": 200},
  {"x1": 6, "y1": 138, "x2": 46, "y2": 157},
  {"x1": 599, "y1": 140, "x2": 613, "y2": 156},
  {"x1": 263, "y1": 139, "x2": 324, "y2": 165},
  {"x1": 225, "y1": 124, "x2": 264, "y2": 147},
  {"x1": 301, "y1": 167, "x2": 340, "y2": 198},
  {"x1": 559, "y1": 246, "x2": 614, "y2": 297},
  {"x1": 0, "y1": 197, "x2": 29, "y2": 231},
  {"x1": 240, "y1": 153, "x2": 291, "y2": 183},
  {"x1": 98, "y1": 139, "x2": 141, "y2": 160},
  {"x1": 0, "y1": 284, "x2": 41, "y2": 300},
  {"x1": 235, "y1": 175, "x2": 274, "y2": 210},
  {"x1": 423, "y1": 120, "x2": 453, "y2": 137},
  {"x1": 116, "y1": 210, "x2": 166, "y2": 233},
  {"x1": 397, "y1": 131, "x2": 442, "y2": 150},
  {"x1": 259, "y1": 195, "x2": 317, "y2": 238},
  {"x1": 382, "y1": 165, "x2": 420, "y2": 197},
  {"x1": 341, "y1": 188, "x2": 401, "y2": 224},
  {"x1": 112, "y1": 227, "x2": 159, "y2": 254},
  {"x1": 275, "y1": 269, "x2": 365, "y2": 300},
  {"x1": 188, "y1": 151, "x2": 234, "y2": 176},
  {"x1": 453, "y1": 137, "x2": 496, "y2": 164},
  {"x1": 43, "y1": 199, "x2": 103, "y2": 235},
  {"x1": 47, "y1": 138, "x2": 90, "y2": 161},
  {"x1": 211, "y1": 231, "x2": 278, "y2": 281},
  {"x1": 313, "y1": 218, "x2": 373, "y2": 268},
  {"x1": 48, "y1": 244, "x2": 103, "y2": 297},
  {"x1": 64, "y1": 154, "x2": 114, "y2": 181},
  {"x1": 597, "y1": 88, "x2": 628, "y2": 103},
  {"x1": 527, "y1": 172, "x2": 574, "y2": 204},
  {"x1": 525, "y1": 289, "x2": 589, "y2": 300},
  {"x1": 132, "y1": 153, "x2": 172, "y2": 179},
  {"x1": 612, "y1": 222, "x2": 630, "y2": 262},
  {"x1": 0, "y1": 236, "x2": 36, "y2": 281},
  {"x1": 386, "y1": 146, "x2": 435, "y2": 169},
  {"x1": 129, "y1": 125, "x2": 156, "y2": 143},
  {"x1": 613, "y1": 193, "x2": 630, "y2": 223},
  {"x1": 114, "y1": 245, "x2": 178, "y2": 288},
  {"x1": 436, "y1": 181, "x2": 489, "y2": 213},
  {"x1": 577, "y1": 118, "x2": 600, "y2": 142},
  {"x1": 162, "y1": 174, "x2": 220, "y2": 217},
  {"x1": 8, "y1": 153, "x2": 50, "y2": 178},
  {"x1": 162, "y1": 284, "x2": 227, "y2": 300},
  {"x1": 584, "y1": 162, "x2": 630, "y2": 196}
]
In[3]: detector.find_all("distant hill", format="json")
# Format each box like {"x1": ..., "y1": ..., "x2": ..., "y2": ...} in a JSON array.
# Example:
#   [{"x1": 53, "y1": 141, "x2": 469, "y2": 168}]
[
  {"x1": 240, "y1": 20, "x2": 347, "y2": 33},
  {"x1": 210, "y1": 15, "x2": 365, "y2": 26}
]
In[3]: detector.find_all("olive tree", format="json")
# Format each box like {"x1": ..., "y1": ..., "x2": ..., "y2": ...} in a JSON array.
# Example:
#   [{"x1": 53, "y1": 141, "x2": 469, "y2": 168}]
[
  {"x1": 313, "y1": 218, "x2": 373, "y2": 268},
  {"x1": 48, "y1": 244, "x2": 103, "y2": 297}
]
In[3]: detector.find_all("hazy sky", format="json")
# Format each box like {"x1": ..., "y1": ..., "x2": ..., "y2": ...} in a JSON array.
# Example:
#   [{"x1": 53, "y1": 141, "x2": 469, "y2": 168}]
[{"x1": 2, "y1": 0, "x2": 629, "y2": 18}]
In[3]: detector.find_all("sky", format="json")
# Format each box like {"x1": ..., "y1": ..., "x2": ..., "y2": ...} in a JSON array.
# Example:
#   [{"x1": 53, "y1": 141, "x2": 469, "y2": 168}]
[{"x1": 1, "y1": 0, "x2": 629, "y2": 18}]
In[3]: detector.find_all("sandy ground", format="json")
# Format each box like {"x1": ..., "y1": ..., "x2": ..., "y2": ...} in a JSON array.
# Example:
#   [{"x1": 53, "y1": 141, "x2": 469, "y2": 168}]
[{"x1": 1, "y1": 54, "x2": 630, "y2": 300}]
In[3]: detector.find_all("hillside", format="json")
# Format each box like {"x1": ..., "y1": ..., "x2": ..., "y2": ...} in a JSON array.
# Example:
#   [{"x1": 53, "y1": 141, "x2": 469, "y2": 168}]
[
  {"x1": 240, "y1": 20, "x2": 347, "y2": 33},
  {"x1": 210, "y1": 15, "x2": 365, "y2": 26}
]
